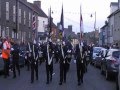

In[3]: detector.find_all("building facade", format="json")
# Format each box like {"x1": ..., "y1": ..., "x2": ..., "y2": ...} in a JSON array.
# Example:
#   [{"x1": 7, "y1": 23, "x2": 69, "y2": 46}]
[
  {"x1": 114, "y1": 10, "x2": 120, "y2": 45},
  {"x1": 0, "y1": 0, "x2": 39, "y2": 43}
]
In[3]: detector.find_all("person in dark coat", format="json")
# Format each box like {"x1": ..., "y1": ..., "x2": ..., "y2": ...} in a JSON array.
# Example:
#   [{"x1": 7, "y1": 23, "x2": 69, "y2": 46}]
[
  {"x1": 59, "y1": 42, "x2": 68, "y2": 85},
  {"x1": 11, "y1": 41, "x2": 20, "y2": 78},
  {"x1": 45, "y1": 41, "x2": 54, "y2": 84},
  {"x1": 25, "y1": 42, "x2": 31, "y2": 71},
  {"x1": 65, "y1": 42, "x2": 72, "y2": 72},
  {"x1": 75, "y1": 43, "x2": 85, "y2": 85},
  {"x1": 38, "y1": 43, "x2": 43, "y2": 65},
  {"x1": 28, "y1": 41, "x2": 39, "y2": 83}
]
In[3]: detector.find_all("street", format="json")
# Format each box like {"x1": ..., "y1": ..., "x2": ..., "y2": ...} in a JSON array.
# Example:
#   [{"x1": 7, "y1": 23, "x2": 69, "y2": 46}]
[{"x1": 0, "y1": 60, "x2": 116, "y2": 90}]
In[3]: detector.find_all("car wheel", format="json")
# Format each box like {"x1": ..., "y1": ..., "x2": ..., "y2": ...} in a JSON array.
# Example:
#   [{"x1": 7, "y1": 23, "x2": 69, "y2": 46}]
[{"x1": 105, "y1": 70, "x2": 110, "y2": 80}]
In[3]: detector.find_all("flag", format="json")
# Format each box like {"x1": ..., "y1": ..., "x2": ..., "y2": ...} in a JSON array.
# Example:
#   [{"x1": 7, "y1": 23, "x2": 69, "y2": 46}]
[
  {"x1": 47, "y1": 7, "x2": 53, "y2": 65},
  {"x1": 59, "y1": 4, "x2": 64, "y2": 40},
  {"x1": 48, "y1": 7, "x2": 52, "y2": 38},
  {"x1": 32, "y1": 13, "x2": 36, "y2": 35},
  {"x1": 80, "y1": 5, "x2": 84, "y2": 41}
]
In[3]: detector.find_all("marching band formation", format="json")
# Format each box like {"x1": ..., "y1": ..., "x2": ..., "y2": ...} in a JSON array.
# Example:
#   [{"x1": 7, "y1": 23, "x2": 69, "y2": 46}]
[{"x1": 1, "y1": 37, "x2": 92, "y2": 86}]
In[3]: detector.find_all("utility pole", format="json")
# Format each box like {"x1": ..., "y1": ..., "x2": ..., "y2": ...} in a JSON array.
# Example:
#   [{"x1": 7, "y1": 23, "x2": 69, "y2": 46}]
[{"x1": 94, "y1": 11, "x2": 97, "y2": 45}]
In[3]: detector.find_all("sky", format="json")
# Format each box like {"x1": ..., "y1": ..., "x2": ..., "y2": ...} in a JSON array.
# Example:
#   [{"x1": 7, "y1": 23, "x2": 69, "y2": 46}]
[{"x1": 28, "y1": 0, "x2": 118, "y2": 33}]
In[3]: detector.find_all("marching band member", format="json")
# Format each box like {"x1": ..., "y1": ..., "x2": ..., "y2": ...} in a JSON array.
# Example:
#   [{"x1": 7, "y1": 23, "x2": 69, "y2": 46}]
[{"x1": 46, "y1": 40, "x2": 54, "y2": 84}]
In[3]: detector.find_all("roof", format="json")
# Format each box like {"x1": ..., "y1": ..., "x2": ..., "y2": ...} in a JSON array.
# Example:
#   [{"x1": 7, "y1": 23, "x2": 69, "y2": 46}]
[
  {"x1": 107, "y1": 9, "x2": 120, "y2": 18},
  {"x1": 19, "y1": 0, "x2": 37, "y2": 13},
  {"x1": 100, "y1": 23, "x2": 108, "y2": 29},
  {"x1": 28, "y1": 3, "x2": 48, "y2": 18},
  {"x1": 110, "y1": 2, "x2": 118, "y2": 7},
  {"x1": 64, "y1": 28, "x2": 77, "y2": 39}
]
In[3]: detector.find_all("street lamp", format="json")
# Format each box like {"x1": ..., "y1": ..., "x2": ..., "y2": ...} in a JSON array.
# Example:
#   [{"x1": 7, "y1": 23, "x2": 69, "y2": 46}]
[
  {"x1": 91, "y1": 12, "x2": 97, "y2": 44},
  {"x1": 90, "y1": 11, "x2": 96, "y2": 31}
]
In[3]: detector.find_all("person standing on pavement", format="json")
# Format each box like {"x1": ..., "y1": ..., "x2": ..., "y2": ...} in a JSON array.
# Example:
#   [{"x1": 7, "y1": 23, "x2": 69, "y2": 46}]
[
  {"x1": 11, "y1": 40, "x2": 20, "y2": 78},
  {"x1": 75, "y1": 42, "x2": 85, "y2": 85},
  {"x1": 25, "y1": 42, "x2": 31, "y2": 71},
  {"x1": 2, "y1": 37, "x2": 11, "y2": 78},
  {"x1": 45, "y1": 41, "x2": 54, "y2": 84}
]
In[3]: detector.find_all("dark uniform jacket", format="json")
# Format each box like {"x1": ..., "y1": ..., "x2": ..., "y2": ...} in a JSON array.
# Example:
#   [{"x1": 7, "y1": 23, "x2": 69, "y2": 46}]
[{"x1": 11, "y1": 43, "x2": 20, "y2": 60}]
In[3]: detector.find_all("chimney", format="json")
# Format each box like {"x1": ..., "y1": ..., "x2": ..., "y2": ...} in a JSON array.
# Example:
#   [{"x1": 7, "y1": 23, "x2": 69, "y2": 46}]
[
  {"x1": 68, "y1": 25, "x2": 72, "y2": 32},
  {"x1": 118, "y1": 0, "x2": 120, "y2": 9},
  {"x1": 34, "y1": 1, "x2": 41, "y2": 9},
  {"x1": 110, "y1": 2, "x2": 118, "y2": 14}
]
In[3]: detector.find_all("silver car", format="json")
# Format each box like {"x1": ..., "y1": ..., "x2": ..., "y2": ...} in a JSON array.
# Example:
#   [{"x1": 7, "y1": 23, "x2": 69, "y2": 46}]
[
  {"x1": 101, "y1": 49, "x2": 120, "y2": 80},
  {"x1": 91, "y1": 47, "x2": 103, "y2": 65},
  {"x1": 95, "y1": 48, "x2": 107, "y2": 67}
]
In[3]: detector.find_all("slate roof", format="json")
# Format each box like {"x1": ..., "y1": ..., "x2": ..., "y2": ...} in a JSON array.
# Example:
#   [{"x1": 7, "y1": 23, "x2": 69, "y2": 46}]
[{"x1": 28, "y1": 3, "x2": 48, "y2": 18}]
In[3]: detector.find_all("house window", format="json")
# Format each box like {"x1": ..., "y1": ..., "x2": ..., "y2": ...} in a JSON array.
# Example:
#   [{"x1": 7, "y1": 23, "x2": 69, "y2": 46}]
[
  {"x1": 29, "y1": 12, "x2": 31, "y2": 27},
  {"x1": 24, "y1": 11, "x2": 26, "y2": 25},
  {"x1": 19, "y1": 9, "x2": 21, "y2": 23},
  {"x1": 24, "y1": 32, "x2": 26, "y2": 41},
  {"x1": 6, "y1": 2, "x2": 9, "y2": 20},
  {"x1": 6, "y1": 27, "x2": 9, "y2": 37},
  {"x1": 2, "y1": 27, "x2": 5, "y2": 37},
  {"x1": 17, "y1": 32, "x2": 18, "y2": 39},
  {"x1": 12, "y1": 31, "x2": 14, "y2": 38},
  {"x1": 13, "y1": 6, "x2": 16, "y2": 22},
  {"x1": 18, "y1": 31, "x2": 21, "y2": 40},
  {"x1": 29, "y1": 32, "x2": 31, "y2": 38}
]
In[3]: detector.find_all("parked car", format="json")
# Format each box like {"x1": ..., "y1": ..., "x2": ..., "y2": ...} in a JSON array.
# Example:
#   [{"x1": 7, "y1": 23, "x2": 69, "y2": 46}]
[
  {"x1": 101, "y1": 49, "x2": 120, "y2": 80},
  {"x1": 116, "y1": 59, "x2": 120, "y2": 90},
  {"x1": 91, "y1": 47, "x2": 103, "y2": 65},
  {"x1": 94, "y1": 48, "x2": 107, "y2": 68}
]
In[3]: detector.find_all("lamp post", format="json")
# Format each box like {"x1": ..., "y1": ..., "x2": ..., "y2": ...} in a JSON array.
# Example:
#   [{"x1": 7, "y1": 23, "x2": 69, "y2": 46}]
[
  {"x1": 94, "y1": 12, "x2": 96, "y2": 31},
  {"x1": 91, "y1": 11, "x2": 97, "y2": 44}
]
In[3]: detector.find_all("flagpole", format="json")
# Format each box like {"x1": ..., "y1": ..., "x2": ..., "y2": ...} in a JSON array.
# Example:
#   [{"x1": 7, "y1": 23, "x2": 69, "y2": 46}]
[
  {"x1": 79, "y1": 4, "x2": 83, "y2": 58},
  {"x1": 94, "y1": 11, "x2": 96, "y2": 31},
  {"x1": 80, "y1": 5, "x2": 83, "y2": 44}
]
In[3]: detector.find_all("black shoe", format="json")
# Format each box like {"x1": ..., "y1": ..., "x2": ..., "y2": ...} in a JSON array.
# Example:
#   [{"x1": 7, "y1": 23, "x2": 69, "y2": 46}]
[
  {"x1": 64, "y1": 80, "x2": 66, "y2": 83},
  {"x1": 7, "y1": 74, "x2": 10, "y2": 76},
  {"x1": 78, "y1": 82, "x2": 81, "y2": 86},
  {"x1": 50, "y1": 78, "x2": 52, "y2": 82},
  {"x1": 46, "y1": 81, "x2": 49, "y2": 84},
  {"x1": 31, "y1": 81, "x2": 34, "y2": 83},
  {"x1": 18, "y1": 72, "x2": 20, "y2": 76},
  {"x1": 59, "y1": 82, "x2": 62, "y2": 85},
  {"x1": 13, "y1": 76, "x2": 16, "y2": 79},
  {"x1": 4, "y1": 76, "x2": 7, "y2": 78},
  {"x1": 36, "y1": 77, "x2": 38, "y2": 80},
  {"x1": 81, "y1": 79, "x2": 83, "y2": 83}
]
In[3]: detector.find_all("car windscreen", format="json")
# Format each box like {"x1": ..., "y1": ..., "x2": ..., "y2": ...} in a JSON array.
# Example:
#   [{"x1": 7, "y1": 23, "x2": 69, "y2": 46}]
[
  {"x1": 112, "y1": 51, "x2": 120, "y2": 59},
  {"x1": 93, "y1": 48, "x2": 101, "y2": 53}
]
